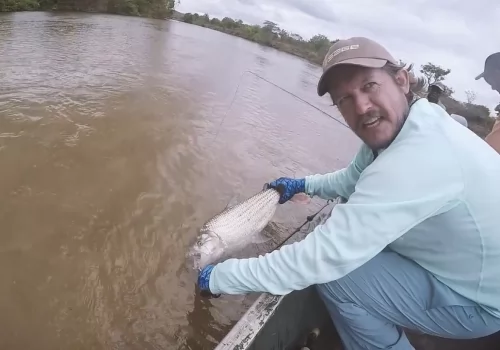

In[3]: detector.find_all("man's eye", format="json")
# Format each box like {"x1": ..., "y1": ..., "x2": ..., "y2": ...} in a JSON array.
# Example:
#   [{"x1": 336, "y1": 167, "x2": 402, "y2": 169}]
[{"x1": 365, "y1": 82, "x2": 378, "y2": 90}]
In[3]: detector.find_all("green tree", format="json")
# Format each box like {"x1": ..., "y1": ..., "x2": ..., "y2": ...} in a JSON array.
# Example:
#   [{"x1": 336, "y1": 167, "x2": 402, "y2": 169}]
[
  {"x1": 420, "y1": 62, "x2": 451, "y2": 84},
  {"x1": 183, "y1": 12, "x2": 194, "y2": 23},
  {"x1": 1, "y1": 0, "x2": 177, "y2": 17},
  {"x1": 309, "y1": 34, "x2": 330, "y2": 51},
  {"x1": 221, "y1": 17, "x2": 236, "y2": 28},
  {"x1": 210, "y1": 17, "x2": 221, "y2": 26},
  {"x1": 262, "y1": 20, "x2": 279, "y2": 34},
  {"x1": 2, "y1": 0, "x2": 39, "y2": 10},
  {"x1": 201, "y1": 13, "x2": 209, "y2": 22},
  {"x1": 166, "y1": 0, "x2": 176, "y2": 15}
]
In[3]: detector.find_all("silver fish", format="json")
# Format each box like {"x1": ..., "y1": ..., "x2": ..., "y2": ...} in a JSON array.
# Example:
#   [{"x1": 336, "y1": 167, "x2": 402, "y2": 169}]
[{"x1": 188, "y1": 188, "x2": 281, "y2": 270}]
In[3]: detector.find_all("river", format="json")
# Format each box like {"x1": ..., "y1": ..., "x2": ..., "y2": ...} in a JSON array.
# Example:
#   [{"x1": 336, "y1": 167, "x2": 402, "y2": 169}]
[{"x1": 0, "y1": 12, "x2": 360, "y2": 350}]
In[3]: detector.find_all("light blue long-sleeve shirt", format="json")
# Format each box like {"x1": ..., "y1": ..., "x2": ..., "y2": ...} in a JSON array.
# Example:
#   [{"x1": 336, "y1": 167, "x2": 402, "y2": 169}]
[{"x1": 209, "y1": 99, "x2": 500, "y2": 318}]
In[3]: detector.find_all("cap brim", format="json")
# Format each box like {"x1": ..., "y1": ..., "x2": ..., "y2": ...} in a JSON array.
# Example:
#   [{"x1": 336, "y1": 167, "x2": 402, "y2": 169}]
[
  {"x1": 317, "y1": 58, "x2": 388, "y2": 96},
  {"x1": 475, "y1": 72, "x2": 485, "y2": 81}
]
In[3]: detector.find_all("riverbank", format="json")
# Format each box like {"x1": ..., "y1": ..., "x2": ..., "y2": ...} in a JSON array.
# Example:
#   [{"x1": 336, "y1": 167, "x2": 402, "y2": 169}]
[
  {"x1": 0, "y1": 0, "x2": 175, "y2": 18},
  {"x1": 171, "y1": 11, "x2": 333, "y2": 66}
]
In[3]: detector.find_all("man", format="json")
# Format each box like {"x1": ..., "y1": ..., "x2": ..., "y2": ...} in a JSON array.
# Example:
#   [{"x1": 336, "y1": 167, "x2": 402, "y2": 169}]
[
  {"x1": 198, "y1": 37, "x2": 500, "y2": 349},
  {"x1": 476, "y1": 52, "x2": 500, "y2": 153},
  {"x1": 427, "y1": 82, "x2": 469, "y2": 127},
  {"x1": 427, "y1": 82, "x2": 446, "y2": 109}
]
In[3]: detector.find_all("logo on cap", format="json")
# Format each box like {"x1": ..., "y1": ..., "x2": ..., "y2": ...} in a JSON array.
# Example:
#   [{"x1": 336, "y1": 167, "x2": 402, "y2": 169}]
[{"x1": 323, "y1": 44, "x2": 360, "y2": 68}]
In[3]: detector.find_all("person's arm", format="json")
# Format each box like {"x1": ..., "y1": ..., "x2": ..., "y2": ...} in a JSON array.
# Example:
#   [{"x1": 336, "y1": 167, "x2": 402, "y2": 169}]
[
  {"x1": 208, "y1": 142, "x2": 463, "y2": 295},
  {"x1": 485, "y1": 119, "x2": 500, "y2": 154},
  {"x1": 304, "y1": 144, "x2": 374, "y2": 200}
]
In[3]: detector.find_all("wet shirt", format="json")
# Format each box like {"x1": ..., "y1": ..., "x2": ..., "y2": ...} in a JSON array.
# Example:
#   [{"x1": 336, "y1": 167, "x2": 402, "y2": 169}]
[{"x1": 209, "y1": 99, "x2": 500, "y2": 318}]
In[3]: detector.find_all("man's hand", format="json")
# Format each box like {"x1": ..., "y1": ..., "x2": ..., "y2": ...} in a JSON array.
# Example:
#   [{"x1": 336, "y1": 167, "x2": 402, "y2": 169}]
[
  {"x1": 266, "y1": 177, "x2": 306, "y2": 204},
  {"x1": 198, "y1": 265, "x2": 221, "y2": 298}
]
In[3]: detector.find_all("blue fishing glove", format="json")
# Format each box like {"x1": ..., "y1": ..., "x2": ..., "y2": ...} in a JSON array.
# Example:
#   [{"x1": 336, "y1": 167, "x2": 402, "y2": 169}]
[
  {"x1": 267, "y1": 177, "x2": 306, "y2": 204},
  {"x1": 198, "y1": 265, "x2": 221, "y2": 298},
  {"x1": 198, "y1": 264, "x2": 214, "y2": 290}
]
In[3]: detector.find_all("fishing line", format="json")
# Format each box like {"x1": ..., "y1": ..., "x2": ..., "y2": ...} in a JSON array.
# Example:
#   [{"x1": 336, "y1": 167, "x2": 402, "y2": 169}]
[
  {"x1": 243, "y1": 71, "x2": 349, "y2": 129},
  {"x1": 210, "y1": 70, "x2": 349, "y2": 147},
  {"x1": 273, "y1": 198, "x2": 335, "y2": 251}
]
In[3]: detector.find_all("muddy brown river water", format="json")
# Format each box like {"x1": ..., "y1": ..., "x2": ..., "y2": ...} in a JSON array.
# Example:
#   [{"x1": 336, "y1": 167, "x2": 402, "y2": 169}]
[{"x1": 0, "y1": 12, "x2": 360, "y2": 349}]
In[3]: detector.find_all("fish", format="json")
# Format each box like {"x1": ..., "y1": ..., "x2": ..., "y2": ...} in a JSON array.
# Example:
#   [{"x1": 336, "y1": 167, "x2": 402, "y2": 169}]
[
  {"x1": 187, "y1": 188, "x2": 311, "y2": 270},
  {"x1": 188, "y1": 188, "x2": 281, "y2": 270}
]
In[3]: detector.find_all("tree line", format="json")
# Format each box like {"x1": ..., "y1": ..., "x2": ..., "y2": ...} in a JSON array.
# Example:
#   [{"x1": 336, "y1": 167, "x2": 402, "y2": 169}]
[
  {"x1": 0, "y1": 0, "x2": 176, "y2": 18},
  {"x1": 176, "y1": 12, "x2": 336, "y2": 66}
]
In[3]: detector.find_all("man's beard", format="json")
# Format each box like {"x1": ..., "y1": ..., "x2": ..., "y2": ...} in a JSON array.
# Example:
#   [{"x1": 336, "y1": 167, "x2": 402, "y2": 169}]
[{"x1": 371, "y1": 105, "x2": 410, "y2": 151}]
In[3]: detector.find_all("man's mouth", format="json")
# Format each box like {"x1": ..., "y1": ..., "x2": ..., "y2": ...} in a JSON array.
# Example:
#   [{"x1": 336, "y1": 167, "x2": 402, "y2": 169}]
[{"x1": 362, "y1": 116, "x2": 381, "y2": 128}]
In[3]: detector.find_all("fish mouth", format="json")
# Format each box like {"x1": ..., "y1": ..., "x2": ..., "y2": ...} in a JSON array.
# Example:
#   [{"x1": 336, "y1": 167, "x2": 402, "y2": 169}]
[
  {"x1": 186, "y1": 250, "x2": 204, "y2": 271},
  {"x1": 187, "y1": 231, "x2": 225, "y2": 270},
  {"x1": 262, "y1": 184, "x2": 284, "y2": 197},
  {"x1": 186, "y1": 244, "x2": 211, "y2": 271}
]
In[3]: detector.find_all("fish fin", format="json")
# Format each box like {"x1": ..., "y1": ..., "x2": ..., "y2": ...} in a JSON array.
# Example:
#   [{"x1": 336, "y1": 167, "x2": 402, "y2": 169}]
[{"x1": 250, "y1": 231, "x2": 274, "y2": 244}]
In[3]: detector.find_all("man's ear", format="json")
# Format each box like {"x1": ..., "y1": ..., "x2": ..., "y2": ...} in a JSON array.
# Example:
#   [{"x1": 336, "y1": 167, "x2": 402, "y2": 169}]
[{"x1": 394, "y1": 69, "x2": 410, "y2": 94}]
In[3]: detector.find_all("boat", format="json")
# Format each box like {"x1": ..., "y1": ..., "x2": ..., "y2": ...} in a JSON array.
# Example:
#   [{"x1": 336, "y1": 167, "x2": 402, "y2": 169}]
[
  {"x1": 214, "y1": 285, "x2": 500, "y2": 350},
  {"x1": 213, "y1": 199, "x2": 500, "y2": 350}
]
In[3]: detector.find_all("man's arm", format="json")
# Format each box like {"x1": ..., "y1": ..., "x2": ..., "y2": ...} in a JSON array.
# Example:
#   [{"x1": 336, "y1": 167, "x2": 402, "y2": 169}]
[
  {"x1": 208, "y1": 142, "x2": 463, "y2": 295},
  {"x1": 305, "y1": 144, "x2": 374, "y2": 200},
  {"x1": 485, "y1": 119, "x2": 500, "y2": 154}
]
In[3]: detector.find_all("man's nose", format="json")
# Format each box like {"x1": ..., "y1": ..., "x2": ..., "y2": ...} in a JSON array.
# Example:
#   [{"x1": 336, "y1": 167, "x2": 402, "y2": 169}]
[{"x1": 353, "y1": 93, "x2": 372, "y2": 116}]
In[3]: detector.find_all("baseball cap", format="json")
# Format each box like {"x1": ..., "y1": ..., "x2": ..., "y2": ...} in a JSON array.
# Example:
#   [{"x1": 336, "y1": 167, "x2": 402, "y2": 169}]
[
  {"x1": 475, "y1": 52, "x2": 500, "y2": 80},
  {"x1": 429, "y1": 82, "x2": 445, "y2": 92},
  {"x1": 317, "y1": 37, "x2": 398, "y2": 96}
]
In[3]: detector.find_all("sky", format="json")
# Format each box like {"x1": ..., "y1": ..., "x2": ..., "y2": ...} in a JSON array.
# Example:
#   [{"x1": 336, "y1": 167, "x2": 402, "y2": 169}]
[{"x1": 177, "y1": 0, "x2": 500, "y2": 112}]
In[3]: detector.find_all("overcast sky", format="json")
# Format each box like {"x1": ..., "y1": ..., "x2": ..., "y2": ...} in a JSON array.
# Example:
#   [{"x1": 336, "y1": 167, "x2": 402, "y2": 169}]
[{"x1": 178, "y1": 0, "x2": 500, "y2": 111}]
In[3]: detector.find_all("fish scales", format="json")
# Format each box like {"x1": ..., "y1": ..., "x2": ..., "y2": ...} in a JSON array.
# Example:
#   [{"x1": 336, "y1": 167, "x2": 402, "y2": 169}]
[
  {"x1": 202, "y1": 189, "x2": 279, "y2": 246},
  {"x1": 188, "y1": 189, "x2": 281, "y2": 269}
]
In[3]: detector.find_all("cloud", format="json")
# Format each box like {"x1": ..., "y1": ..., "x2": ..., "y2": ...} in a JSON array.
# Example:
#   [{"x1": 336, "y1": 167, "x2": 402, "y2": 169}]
[
  {"x1": 279, "y1": 0, "x2": 337, "y2": 23},
  {"x1": 177, "y1": 0, "x2": 500, "y2": 109}
]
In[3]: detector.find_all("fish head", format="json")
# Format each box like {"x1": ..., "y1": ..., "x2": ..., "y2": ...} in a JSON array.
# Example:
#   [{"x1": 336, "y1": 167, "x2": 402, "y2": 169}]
[{"x1": 187, "y1": 230, "x2": 226, "y2": 271}]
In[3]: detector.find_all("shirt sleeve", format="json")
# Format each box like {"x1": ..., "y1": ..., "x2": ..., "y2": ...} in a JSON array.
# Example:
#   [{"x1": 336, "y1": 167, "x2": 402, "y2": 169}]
[
  {"x1": 304, "y1": 144, "x2": 374, "y2": 200},
  {"x1": 209, "y1": 140, "x2": 464, "y2": 295}
]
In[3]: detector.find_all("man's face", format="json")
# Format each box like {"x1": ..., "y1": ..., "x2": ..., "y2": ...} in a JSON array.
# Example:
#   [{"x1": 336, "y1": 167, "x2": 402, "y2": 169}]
[
  {"x1": 327, "y1": 66, "x2": 410, "y2": 150},
  {"x1": 484, "y1": 68, "x2": 500, "y2": 94}
]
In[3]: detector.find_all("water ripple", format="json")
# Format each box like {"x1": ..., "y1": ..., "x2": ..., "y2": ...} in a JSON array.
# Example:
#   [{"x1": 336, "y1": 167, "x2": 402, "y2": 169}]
[{"x1": 0, "y1": 11, "x2": 360, "y2": 350}]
